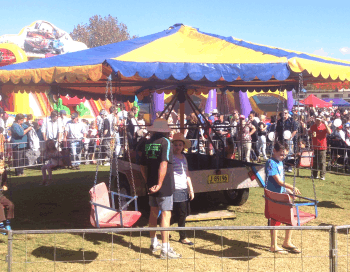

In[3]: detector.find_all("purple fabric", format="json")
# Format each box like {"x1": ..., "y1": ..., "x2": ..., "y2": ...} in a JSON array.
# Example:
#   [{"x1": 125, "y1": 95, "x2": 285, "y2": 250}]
[
  {"x1": 152, "y1": 92, "x2": 164, "y2": 122},
  {"x1": 239, "y1": 91, "x2": 252, "y2": 118},
  {"x1": 287, "y1": 90, "x2": 294, "y2": 111},
  {"x1": 205, "y1": 89, "x2": 217, "y2": 114}
]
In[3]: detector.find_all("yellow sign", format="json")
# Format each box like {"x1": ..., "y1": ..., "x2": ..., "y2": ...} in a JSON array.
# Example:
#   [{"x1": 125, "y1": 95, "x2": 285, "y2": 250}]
[{"x1": 207, "y1": 174, "x2": 229, "y2": 184}]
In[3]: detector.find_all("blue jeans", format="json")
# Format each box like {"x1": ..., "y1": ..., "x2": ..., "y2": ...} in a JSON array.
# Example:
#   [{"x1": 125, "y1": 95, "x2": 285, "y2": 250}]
[
  {"x1": 70, "y1": 140, "x2": 82, "y2": 166},
  {"x1": 284, "y1": 139, "x2": 294, "y2": 169}
]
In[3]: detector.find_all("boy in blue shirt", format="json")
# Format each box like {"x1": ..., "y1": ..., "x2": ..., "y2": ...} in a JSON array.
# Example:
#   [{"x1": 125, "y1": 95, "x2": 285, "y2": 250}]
[{"x1": 265, "y1": 141, "x2": 301, "y2": 254}]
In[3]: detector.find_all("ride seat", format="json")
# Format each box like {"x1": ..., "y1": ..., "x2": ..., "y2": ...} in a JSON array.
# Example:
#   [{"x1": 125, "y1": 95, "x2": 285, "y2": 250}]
[
  {"x1": 89, "y1": 182, "x2": 141, "y2": 228},
  {"x1": 264, "y1": 189, "x2": 316, "y2": 226}
]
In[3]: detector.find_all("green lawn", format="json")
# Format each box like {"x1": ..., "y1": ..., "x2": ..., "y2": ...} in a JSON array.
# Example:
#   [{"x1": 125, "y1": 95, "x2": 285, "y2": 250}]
[{"x1": 0, "y1": 165, "x2": 349, "y2": 271}]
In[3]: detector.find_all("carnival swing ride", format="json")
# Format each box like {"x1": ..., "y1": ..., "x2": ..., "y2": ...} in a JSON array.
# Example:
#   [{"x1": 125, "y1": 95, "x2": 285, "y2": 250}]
[{"x1": 1, "y1": 24, "x2": 350, "y2": 228}]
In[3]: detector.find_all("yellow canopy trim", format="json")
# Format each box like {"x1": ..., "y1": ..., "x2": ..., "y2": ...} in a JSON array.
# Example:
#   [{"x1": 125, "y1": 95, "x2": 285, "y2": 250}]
[
  {"x1": 0, "y1": 64, "x2": 103, "y2": 84},
  {"x1": 288, "y1": 58, "x2": 350, "y2": 81}
]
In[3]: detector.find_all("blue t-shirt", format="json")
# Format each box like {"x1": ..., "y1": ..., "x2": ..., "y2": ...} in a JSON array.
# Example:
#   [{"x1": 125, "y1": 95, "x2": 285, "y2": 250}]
[{"x1": 265, "y1": 158, "x2": 286, "y2": 193}]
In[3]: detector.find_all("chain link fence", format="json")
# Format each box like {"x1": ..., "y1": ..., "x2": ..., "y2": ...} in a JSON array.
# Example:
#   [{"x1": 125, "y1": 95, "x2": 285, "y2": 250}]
[{"x1": 1, "y1": 225, "x2": 349, "y2": 271}]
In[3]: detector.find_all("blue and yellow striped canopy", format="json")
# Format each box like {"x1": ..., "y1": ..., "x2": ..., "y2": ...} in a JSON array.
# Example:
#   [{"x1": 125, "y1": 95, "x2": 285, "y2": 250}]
[{"x1": 1, "y1": 24, "x2": 350, "y2": 100}]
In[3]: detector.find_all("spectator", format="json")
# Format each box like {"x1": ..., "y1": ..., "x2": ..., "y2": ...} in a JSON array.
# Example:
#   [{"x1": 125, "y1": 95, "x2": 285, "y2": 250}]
[
  {"x1": 41, "y1": 111, "x2": 63, "y2": 144},
  {"x1": 213, "y1": 114, "x2": 229, "y2": 151},
  {"x1": 64, "y1": 113, "x2": 87, "y2": 170},
  {"x1": 171, "y1": 133, "x2": 194, "y2": 246},
  {"x1": 257, "y1": 114, "x2": 268, "y2": 161},
  {"x1": 24, "y1": 114, "x2": 33, "y2": 127},
  {"x1": 140, "y1": 118, "x2": 181, "y2": 259},
  {"x1": 26, "y1": 120, "x2": 40, "y2": 166},
  {"x1": 309, "y1": 116, "x2": 332, "y2": 180},
  {"x1": 10, "y1": 114, "x2": 33, "y2": 176},
  {"x1": 276, "y1": 109, "x2": 298, "y2": 172},
  {"x1": 237, "y1": 115, "x2": 256, "y2": 162},
  {"x1": 59, "y1": 110, "x2": 69, "y2": 128},
  {"x1": 96, "y1": 109, "x2": 105, "y2": 137},
  {"x1": 126, "y1": 111, "x2": 138, "y2": 150},
  {"x1": 136, "y1": 112, "x2": 147, "y2": 143},
  {"x1": 186, "y1": 113, "x2": 201, "y2": 153},
  {"x1": 248, "y1": 113, "x2": 259, "y2": 162},
  {"x1": 81, "y1": 119, "x2": 90, "y2": 163},
  {"x1": 87, "y1": 122, "x2": 98, "y2": 164},
  {"x1": 101, "y1": 109, "x2": 112, "y2": 165}
]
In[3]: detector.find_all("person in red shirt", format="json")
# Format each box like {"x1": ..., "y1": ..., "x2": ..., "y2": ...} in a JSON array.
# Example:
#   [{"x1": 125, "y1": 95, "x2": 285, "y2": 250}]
[{"x1": 309, "y1": 117, "x2": 332, "y2": 180}]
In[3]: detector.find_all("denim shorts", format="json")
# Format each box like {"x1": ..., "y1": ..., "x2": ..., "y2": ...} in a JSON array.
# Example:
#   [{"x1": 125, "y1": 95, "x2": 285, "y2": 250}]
[{"x1": 149, "y1": 195, "x2": 173, "y2": 211}]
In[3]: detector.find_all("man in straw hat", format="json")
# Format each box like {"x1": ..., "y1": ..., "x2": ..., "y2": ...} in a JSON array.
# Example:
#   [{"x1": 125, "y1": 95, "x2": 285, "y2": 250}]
[{"x1": 140, "y1": 118, "x2": 181, "y2": 259}]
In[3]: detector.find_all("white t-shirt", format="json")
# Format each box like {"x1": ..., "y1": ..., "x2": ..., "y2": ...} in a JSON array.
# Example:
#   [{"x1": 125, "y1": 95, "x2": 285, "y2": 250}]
[
  {"x1": 173, "y1": 155, "x2": 188, "y2": 190},
  {"x1": 41, "y1": 117, "x2": 63, "y2": 140},
  {"x1": 65, "y1": 121, "x2": 87, "y2": 140}
]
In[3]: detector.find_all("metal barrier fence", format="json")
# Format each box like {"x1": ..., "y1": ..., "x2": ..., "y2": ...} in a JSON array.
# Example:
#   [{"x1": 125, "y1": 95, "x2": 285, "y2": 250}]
[
  {"x1": 4, "y1": 136, "x2": 350, "y2": 176},
  {"x1": 2, "y1": 225, "x2": 350, "y2": 271}
]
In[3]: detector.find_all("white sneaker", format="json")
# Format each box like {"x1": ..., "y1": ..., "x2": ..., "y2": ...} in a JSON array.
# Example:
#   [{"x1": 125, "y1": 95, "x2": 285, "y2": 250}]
[
  {"x1": 311, "y1": 176, "x2": 319, "y2": 179},
  {"x1": 104, "y1": 162, "x2": 110, "y2": 166},
  {"x1": 150, "y1": 242, "x2": 162, "y2": 254},
  {"x1": 320, "y1": 177, "x2": 325, "y2": 181},
  {"x1": 160, "y1": 247, "x2": 181, "y2": 259}
]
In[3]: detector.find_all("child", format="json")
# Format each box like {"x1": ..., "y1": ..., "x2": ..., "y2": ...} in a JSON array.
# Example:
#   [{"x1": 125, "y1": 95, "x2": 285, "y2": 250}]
[
  {"x1": 172, "y1": 133, "x2": 194, "y2": 245},
  {"x1": 87, "y1": 122, "x2": 98, "y2": 164},
  {"x1": 41, "y1": 140, "x2": 64, "y2": 186},
  {"x1": 265, "y1": 141, "x2": 301, "y2": 254},
  {"x1": 225, "y1": 137, "x2": 236, "y2": 159},
  {"x1": 285, "y1": 139, "x2": 308, "y2": 167},
  {"x1": 0, "y1": 169, "x2": 14, "y2": 233}
]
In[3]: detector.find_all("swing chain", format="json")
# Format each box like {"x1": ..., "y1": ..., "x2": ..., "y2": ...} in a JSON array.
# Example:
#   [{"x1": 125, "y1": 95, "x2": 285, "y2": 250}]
[{"x1": 126, "y1": 132, "x2": 137, "y2": 197}]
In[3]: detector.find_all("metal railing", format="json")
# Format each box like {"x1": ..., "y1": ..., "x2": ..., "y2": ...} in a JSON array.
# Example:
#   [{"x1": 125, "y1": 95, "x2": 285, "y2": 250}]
[{"x1": 2, "y1": 224, "x2": 349, "y2": 271}]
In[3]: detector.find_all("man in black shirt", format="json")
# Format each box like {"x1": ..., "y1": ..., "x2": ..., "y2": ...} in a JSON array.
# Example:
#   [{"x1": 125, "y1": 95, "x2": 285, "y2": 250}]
[{"x1": 140, "y1": 118, "x2": 181, "y2": 259}]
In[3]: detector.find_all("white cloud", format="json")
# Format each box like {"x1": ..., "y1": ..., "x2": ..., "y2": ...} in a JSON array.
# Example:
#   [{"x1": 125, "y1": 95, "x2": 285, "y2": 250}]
[
  {"x1": 313, "y1": 48, "x2": 328, "y2": 56},
  {"x1": 340, "y1": 47, "x2": 350, "y2": 55}
]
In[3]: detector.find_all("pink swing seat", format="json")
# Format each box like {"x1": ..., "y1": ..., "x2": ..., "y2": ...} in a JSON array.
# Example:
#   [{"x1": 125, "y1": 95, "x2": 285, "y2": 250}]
[
  {"x1": 264, "y1": 188, "x2": 317, "y2": 226},
  {"x1": 89, "y1": 182, "x2": 141, "y2": 228},
  {"x1": 299, "y1": 150, "x2": 314, "y2": 168}
]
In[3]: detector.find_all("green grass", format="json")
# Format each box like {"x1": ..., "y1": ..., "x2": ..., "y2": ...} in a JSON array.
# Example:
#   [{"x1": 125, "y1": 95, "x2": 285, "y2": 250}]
[{"x1": 0, "y1": 166, "x2": 349, "y2": 271}]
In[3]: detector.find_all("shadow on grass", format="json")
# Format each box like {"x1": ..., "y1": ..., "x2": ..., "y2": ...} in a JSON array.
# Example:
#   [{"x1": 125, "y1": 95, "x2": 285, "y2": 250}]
[
  {"x1": 317, "y1": 201, "x2": 344, "y2": 209},
  {"x1": 31, "y1": 246, "x2": 98, "y2": 263}
]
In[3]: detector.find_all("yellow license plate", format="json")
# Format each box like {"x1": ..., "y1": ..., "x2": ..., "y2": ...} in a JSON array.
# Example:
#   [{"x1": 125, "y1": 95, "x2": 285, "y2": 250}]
[{"x1": 207, "y1": 174, "x2": 229, "y2": 184}]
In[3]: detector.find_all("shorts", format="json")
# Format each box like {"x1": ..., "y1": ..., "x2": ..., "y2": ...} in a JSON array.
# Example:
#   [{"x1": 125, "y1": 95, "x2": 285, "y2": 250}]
[
  {"x1": 268, "y1": 218, "x2": 282, "y2": 226},
  {"x1": 149, "y1": 195, "x2": 173, "y2": 211}
]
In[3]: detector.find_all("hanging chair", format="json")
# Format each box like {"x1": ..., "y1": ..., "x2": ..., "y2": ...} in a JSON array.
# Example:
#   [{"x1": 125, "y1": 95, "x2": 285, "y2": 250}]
[
  {"x1": 264, "y1": 188, "x2": 318, "y2": 226},
  {"x1": 298, "y1": 150, "x2": 314, "y2": 168},
  {"x1": 89, "y1": 182, "x2": 141, "y2": 228},
  {"x1": 89, "y1": 76, "x2": 141, "y2": 228}
]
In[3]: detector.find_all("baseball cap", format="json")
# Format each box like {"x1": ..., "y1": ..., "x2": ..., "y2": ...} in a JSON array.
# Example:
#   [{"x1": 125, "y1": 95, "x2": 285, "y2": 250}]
[
  {"x1": 60, "y1": 110, "x2": 66, "y2": 115},
  {"x1": 71, "y1": 112, "x2": 78, "y2": 119}
]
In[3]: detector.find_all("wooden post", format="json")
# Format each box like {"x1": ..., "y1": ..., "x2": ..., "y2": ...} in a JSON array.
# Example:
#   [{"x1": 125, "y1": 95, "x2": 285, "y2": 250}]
[{"x1": 180, "y1": 102, "x2": 185, "y2": 135}]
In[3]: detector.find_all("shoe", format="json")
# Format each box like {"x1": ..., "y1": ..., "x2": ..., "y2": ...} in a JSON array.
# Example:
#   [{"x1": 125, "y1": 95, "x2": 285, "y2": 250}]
[
  {"x1": 311, "y1": 176, "x2": 319, "y2": 179},
  {"x1": 160, "y1": 247, "x2": 181, "y2": 259},
  {"x1": 282, "y1": 245, "x2": 301, "y2": 254},
  {"x1": 75, "y1": 166, "x2": 80, "y2": 170},
  {"x1": 287, "y1": 168, "x2": 293, "y2": 173},
  {"x1": 179, "y1": 239, "x2": 194, "y2": 246},
  {"x1": 104, "y1": 162, "x2": 110, "y2": 166},
  {"x1": 320, "y1": 177, "x2": 325, "y2": 181},
  {"x1": 0, "y1": 226, "x2": 6, "y2": 235},
  {"x1": 5, "y1": 225, "x2": 11, "y2": 231},
  {"x1": 150, "y1": 242, "x2": 162, "y2": 254}
]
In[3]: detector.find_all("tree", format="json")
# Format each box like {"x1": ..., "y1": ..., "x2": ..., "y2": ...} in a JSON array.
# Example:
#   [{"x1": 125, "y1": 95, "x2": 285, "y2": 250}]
[{"x1": 70, "y1": 15, "x2": 135, "y2": 48}]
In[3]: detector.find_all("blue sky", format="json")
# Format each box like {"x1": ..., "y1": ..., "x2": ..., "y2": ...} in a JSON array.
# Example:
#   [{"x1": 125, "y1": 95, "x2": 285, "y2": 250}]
[{"x1": 1, "y1": 0, "x2": 349, "y2": 60}]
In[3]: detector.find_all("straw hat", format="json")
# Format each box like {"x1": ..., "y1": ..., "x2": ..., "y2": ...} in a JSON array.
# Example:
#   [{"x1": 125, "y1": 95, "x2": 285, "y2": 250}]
[
  {"x1": 148, "y1": 118, "x2": 171, "y2": 133},
  {"x1": 172, "y1": 133, "x2": 191, "y2": 149}
]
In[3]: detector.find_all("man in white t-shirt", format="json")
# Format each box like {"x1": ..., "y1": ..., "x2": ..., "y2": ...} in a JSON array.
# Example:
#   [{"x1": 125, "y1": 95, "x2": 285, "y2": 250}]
[
  {"x1": 64, "y1": 113, "x2": 87, "y2": 170},
  {"x1": 42, "y1": 111, "x2": 63, "y2": 142}
]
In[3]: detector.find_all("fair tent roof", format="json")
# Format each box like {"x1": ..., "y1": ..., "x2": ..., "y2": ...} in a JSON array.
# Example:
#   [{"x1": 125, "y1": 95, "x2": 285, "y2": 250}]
[{"x1": 1, "y1": 24, "x2": 350, "y2": 101}]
